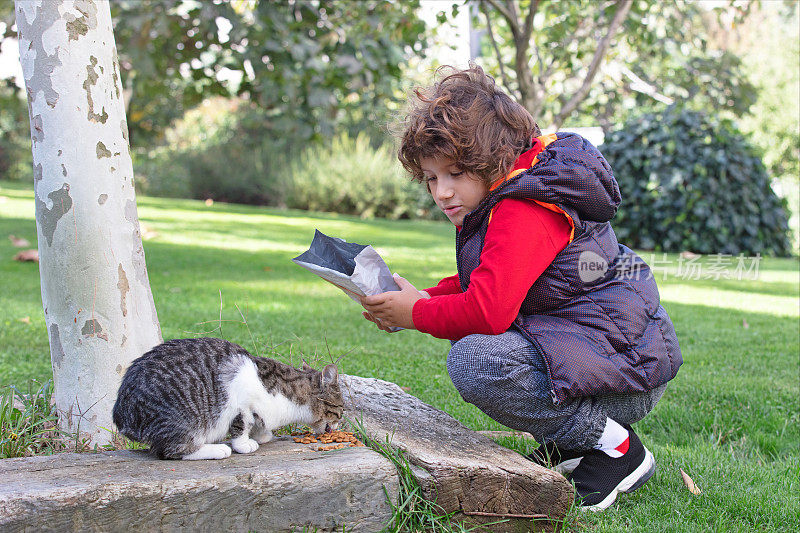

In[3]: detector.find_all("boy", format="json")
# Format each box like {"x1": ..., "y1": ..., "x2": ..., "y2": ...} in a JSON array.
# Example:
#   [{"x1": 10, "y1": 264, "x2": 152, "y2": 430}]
[{"x1": 361, "y1": 65, "x2": 681, "y2": 510}]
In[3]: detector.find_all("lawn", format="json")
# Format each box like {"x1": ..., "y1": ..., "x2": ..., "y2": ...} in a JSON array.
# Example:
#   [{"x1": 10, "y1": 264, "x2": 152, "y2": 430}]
[{"x1": 1, "y1": 181, "x2": 798, "y2": 532}]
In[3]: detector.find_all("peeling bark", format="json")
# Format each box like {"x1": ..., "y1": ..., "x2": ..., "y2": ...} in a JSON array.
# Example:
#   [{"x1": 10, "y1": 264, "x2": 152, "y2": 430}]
[
  {"x1": 117, "y1": 264, "x2": 129, "y2": 317},
  {"x1": 35, "y1": 183, "x2": 72, "y2": 247},
  {"x1": 16, "y1": 0, "x2": 162, "y2": 444},
  {"x1": 96, "y1": 140, "x2": 111, "y2": 158},
  {"x1": 84, "y1": 56, "x2": 109, "y2": 123},
  {"x1": 65, "y1": 0, "x2": 97, "y2": 41}
]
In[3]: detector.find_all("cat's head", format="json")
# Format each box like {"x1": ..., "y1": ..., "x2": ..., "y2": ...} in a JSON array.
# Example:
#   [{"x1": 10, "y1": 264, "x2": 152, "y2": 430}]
[{"x1": 306, "y1": 363, "x2": 343, "y2": 434}]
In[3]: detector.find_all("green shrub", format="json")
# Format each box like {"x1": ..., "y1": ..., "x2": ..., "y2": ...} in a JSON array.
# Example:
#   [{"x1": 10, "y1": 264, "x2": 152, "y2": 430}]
[
  {"x1": 288, "y1": 133, "x2": 439, "y2": 220},
  {"x1": 133, "y1": 98, "x2": 292, "y2": 206},
  {"x1": 601, "y1": 107, "x2": 792, "y2": 256},
  {"x1": 134, "y1": 98, "x2": 439, "y2": 219}
]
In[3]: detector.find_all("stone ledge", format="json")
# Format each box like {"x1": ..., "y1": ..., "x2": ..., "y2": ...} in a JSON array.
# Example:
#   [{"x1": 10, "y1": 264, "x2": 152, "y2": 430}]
[{"x1": 0, "y1": 438, "x2": 399, "y2": 533}]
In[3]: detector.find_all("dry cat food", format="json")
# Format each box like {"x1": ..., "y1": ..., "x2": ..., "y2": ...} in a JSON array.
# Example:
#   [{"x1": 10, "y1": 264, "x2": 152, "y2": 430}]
[{"x1": 291, "y1": 430, "x2": 365, "y2": 451}]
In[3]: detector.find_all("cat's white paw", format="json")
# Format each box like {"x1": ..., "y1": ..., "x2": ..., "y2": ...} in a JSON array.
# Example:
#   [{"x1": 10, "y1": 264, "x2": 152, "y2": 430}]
[
  {"x1": 231, "y1": 436, "x2": 260, "y2": 454},
  {"x1": 253, "y1": 429, "x2": 273, "y2": 444},
  {"x1": 182, "y1": 443, "x2": 232, "y2": 460}
]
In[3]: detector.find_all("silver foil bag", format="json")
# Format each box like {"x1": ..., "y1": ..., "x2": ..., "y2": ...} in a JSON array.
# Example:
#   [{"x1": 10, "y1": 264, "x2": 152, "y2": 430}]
[{"x1": 292, "y1": 230, "x2": 402, "y2": 330}]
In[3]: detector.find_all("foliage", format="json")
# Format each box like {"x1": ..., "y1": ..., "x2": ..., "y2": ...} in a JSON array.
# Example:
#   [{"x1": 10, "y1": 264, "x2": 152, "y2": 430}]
[
  {"x1": 0, "y1": 79, "x2": 30, "y2": 181},
  {"x1": 133, "y1": 101, "x2": 438, "y2": 219},
  {"x1": 602, "y1": 107, "x2": 792, "y2": 256},
  {"x1": 453, "y1": 0, "x2": 756, "y2": 129},
  {"x1": 133, "y1": 97, "x2": 292, "y2": 204},
  {"x1": 103, "y1": 0, "x2": 427, "y2": 145},
  {"x1": 735, "y1": 2, "x2": 800, "y2": 185},
  {"x1": 0, "y1": 380, "x2": 65, "y2": 458},
  {"x1": 287, "y1": 133, "x2": 438, "y2": 220}
]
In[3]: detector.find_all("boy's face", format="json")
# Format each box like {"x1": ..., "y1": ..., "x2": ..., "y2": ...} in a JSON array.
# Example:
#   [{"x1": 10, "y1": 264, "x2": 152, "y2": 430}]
[{"x1": 421, "y1": 156, "x2": 489, "y2": 227}]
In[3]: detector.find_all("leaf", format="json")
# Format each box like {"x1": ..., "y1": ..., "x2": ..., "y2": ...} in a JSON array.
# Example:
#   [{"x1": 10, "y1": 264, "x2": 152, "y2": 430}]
[
  {"x1": 9, "y1": 235, "x2": 30, "y2": 247},
  {"x1": 680, "y1": 468, "x2": 701, "y2": 495},
  {"x1": 13, "y1": 250, "x2": 39, "y2": 263}
]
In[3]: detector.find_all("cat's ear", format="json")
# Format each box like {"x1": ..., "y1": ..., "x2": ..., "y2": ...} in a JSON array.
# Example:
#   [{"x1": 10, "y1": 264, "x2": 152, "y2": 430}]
[
  {"x1": 301, "y1": 360, "x2": 312, "y2": 371},
  {"x1": 321, "y1": 364, "x2": 338, "y2": 386}
]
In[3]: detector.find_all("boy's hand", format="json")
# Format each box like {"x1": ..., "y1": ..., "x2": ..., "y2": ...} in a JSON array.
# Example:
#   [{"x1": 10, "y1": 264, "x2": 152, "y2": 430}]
[
  {"x1": 361, "y1": 274, "x2": 423, "y2": 330},
  {"x1": 362, "y1": 311, "x2": 395, "y2": 332}
]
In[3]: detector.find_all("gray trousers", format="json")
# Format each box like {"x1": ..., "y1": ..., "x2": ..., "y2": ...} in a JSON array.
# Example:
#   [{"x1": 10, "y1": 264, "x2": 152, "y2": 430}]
[{"x1": 447, "y1": 331, "x2": 667, "y2": 451}]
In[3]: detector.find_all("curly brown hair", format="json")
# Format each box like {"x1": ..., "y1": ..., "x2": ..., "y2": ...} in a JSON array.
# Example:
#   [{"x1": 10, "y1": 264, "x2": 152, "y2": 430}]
[{"x1": 397, "y1": 64, "x2": 540, "y2": 186}]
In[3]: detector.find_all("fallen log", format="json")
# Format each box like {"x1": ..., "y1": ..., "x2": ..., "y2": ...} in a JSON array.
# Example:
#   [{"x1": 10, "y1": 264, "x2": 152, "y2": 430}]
[{"x1": 342, "y1": 375, "x2": 574, "y2": 531}]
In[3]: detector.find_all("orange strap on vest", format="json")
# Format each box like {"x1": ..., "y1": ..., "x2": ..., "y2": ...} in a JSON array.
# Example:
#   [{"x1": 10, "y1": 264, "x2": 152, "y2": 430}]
[{"x1": 488, "y1": 133, "x2": 575, "y2": 243}]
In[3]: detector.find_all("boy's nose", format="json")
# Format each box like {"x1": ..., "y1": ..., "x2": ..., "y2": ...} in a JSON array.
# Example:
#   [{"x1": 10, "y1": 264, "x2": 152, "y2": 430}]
[
  {"x1": 436, "y1": 190, "x2": 454, "y2": 204},
  {"x1": 435, "y1": 182, "x2": 455, "y2": 201}
]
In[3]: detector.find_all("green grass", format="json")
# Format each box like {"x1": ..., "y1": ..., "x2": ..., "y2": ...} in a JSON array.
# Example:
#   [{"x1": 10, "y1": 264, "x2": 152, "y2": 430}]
[{"x1": 1, "y1": 181, "x2": 798, "y2": 531}]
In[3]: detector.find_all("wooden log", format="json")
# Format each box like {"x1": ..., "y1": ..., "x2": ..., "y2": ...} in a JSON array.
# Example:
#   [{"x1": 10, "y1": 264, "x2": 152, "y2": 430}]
[{"x1": 341, "y1": 375, "x2": 574, "y2": 531}]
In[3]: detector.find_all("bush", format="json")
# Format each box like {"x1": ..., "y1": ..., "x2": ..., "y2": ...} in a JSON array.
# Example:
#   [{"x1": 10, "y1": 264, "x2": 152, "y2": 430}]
[
  {"x1": 601, "y1": 107, "x2": 792, "y2": 256},
  {"x1": 0, "y1": 81, "x2": 32, "y2": 182},
  {"x1": 134, "y1": 98, "x2": 439, "y2": 220},
  {"x1": 287, "y1": 133, "x2": 439, "y2": 220},
  {"x1": 133, "y1": 98, "x2": 292, "y2": 206}
]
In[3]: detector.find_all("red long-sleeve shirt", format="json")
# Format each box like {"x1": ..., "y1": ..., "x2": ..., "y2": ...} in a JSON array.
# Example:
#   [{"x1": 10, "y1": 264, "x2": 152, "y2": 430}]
[{"x1": 411, "y1": 198, "x2": 572, "y2": 340}]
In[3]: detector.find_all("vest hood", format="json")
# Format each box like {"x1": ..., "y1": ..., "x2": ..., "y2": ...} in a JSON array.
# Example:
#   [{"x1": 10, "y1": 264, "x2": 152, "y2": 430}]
[{"x1": 510, "y1": 132, "x2": 621, "y2": 223}]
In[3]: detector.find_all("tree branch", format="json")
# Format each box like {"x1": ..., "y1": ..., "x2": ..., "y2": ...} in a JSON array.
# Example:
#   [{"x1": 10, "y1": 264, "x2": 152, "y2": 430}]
[
  {"x1": 526, "y1": 0, "x2": 541, "y2": 81},
  {"x1": 523, "y1": 0, "x2": 539, "y2": 42},
  {"x1": 553, "y1": 0, "x2": 633, "y2": 128},
  {"x1": 479, "y1": 0, "x2": 512, "y2": 92},
  {"x1": 485, "y1": 0, "x2": 518, "y2": 37}
]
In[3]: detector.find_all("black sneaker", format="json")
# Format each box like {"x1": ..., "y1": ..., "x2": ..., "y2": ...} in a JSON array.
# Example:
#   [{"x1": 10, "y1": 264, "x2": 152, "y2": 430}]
[
  {"x1": 568, "y1": 426, "x2": 655, "y2": 511},
  {"x1": 527, "y1": 442, "x2": 586, "y2": 474}
]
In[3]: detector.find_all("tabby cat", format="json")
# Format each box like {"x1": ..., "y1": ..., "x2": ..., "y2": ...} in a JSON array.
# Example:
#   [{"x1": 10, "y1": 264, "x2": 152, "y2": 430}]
[{"x1": 112, "y1": 337, "x2": 343, "y2": 460}]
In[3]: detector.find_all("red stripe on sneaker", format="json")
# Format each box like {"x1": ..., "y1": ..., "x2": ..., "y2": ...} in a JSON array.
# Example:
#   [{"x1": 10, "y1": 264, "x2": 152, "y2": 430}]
[{"x1": 615, "y1": 437, "x2": 630, "y2": 456}]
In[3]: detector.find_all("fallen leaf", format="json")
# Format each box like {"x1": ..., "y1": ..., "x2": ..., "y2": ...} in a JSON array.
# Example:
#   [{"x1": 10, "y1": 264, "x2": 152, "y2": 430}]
[
  {"x1": 262, "y1": 266, "x2": 272, "y2": 272},
  {"x1": 680, "y1": 468, "x2": 701, "y2": 495},
  {"x1": 13, "y1": 249, "x2": 39, "y2": 262},
  {"x1": 9, "y1": 235, "x2": 30, "y2": 247},
  {"x1": 679, "y1": 251, "x2": 700, "y2": 259},
  {"x1": 742, "y1": 319, "x2": 749, "y2": 329},
  {"x1": 400, "y1": 386, "x2": 411, "y2": 392},
  {"x1": 18, "y1": 316, "x2": 31, "y2": 324},
  {"x1": 205, "y1": 198, "x2": 214, "y2": 206},
  {"x1": 140, "y1": 222, "x2": 158, "y2": 241}
]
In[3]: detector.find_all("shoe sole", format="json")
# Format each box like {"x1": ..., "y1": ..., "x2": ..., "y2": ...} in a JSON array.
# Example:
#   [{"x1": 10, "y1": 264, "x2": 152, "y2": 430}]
[{"x1": 582, "y1": 448, "x2": 656, "y2": 512}]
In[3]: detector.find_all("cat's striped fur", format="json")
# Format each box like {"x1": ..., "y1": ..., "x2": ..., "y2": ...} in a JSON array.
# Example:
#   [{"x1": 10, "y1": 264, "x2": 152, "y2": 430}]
[{"x1": 112, "y1": 337, "x2": 343, "y2": 460}]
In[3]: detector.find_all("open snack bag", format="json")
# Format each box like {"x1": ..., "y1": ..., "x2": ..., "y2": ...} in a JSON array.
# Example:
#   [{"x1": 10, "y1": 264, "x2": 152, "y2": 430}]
[{"x1": 292, "y1": 230, "x2": 402, "y2": 330}]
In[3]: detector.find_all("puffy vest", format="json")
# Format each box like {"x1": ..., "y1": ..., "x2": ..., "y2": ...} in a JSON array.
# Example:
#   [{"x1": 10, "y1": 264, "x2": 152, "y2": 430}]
[{"x1": 457, "y1": 132, "x2": 682, "y2": 403}]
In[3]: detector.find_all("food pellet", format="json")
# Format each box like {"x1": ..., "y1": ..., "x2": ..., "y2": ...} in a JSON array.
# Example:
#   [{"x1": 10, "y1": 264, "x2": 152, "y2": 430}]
[{"x1": 290, "y1": 430, "x2": 365, "y2": 451}]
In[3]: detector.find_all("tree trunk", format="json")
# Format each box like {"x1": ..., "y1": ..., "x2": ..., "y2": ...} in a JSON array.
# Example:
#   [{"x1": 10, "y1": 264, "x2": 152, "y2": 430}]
[{"x1": 16, "y1": 0, "x2": 162, "y2": 444}]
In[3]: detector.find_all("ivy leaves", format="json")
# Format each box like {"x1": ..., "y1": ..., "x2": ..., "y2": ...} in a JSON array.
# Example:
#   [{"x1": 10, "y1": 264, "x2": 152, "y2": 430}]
[{"x1": 603, "y1": 107, "x2": 792, "y2": 256}]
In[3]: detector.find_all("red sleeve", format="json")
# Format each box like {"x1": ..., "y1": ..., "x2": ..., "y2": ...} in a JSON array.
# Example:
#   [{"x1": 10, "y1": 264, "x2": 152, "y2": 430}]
[
  {"x1": 424, "y1": 274, "x2": 462, "y2": 296},
  {"x1": 411, "y1": 199, "x2": 572, "y2": 341}
]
